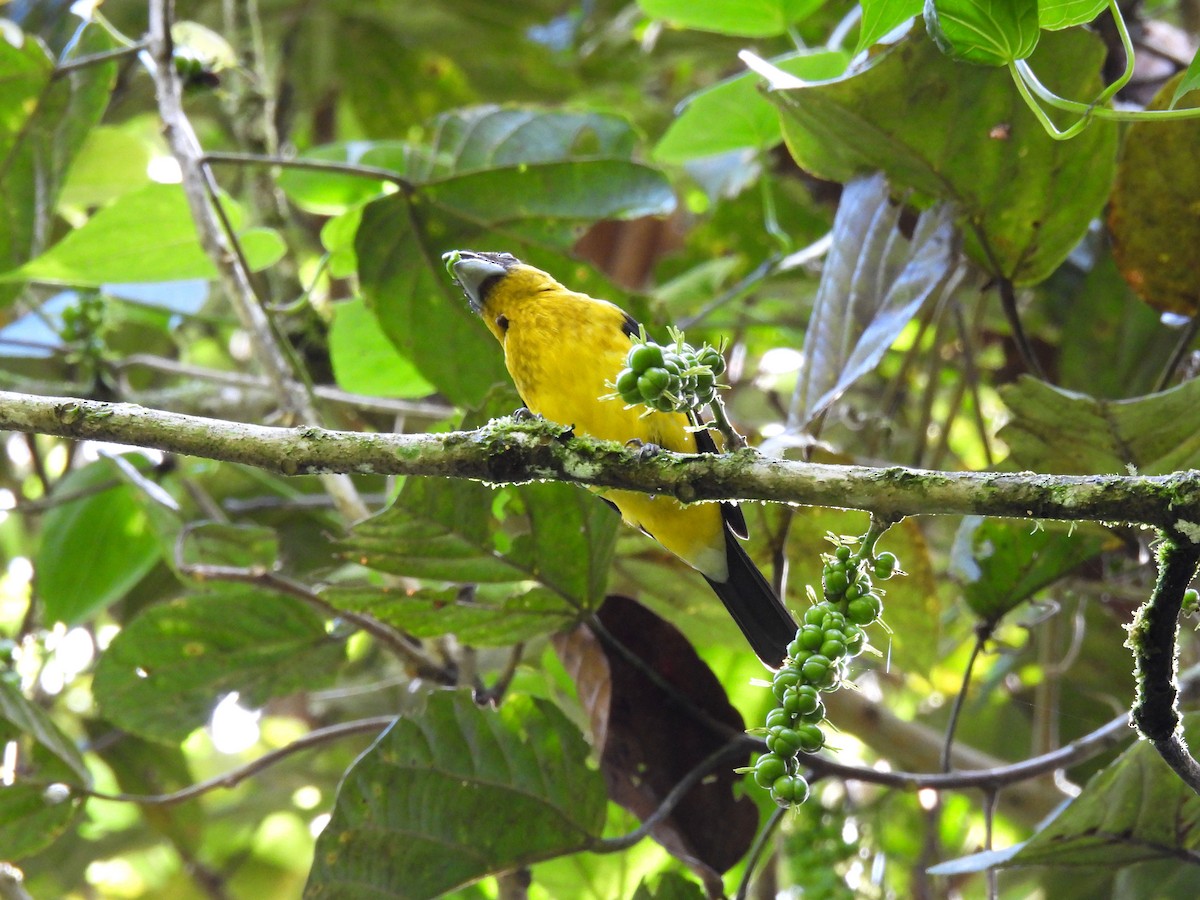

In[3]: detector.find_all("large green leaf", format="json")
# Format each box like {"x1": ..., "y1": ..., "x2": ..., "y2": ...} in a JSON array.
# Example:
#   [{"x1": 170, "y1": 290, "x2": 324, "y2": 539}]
[
  {"x1": 998, "y1": 376, "x2": 1200, "y2": 475},
  {"x1": 355, "y1": 106, "x2": 674, "y2": 406},
  {"x1": 948, "y1": 517, "x2": 1105, "y2": 621},
  {"x1": 305, "y1": 692, "x2": 606, "y2": 899},
  {"x1": 0, "y1": 23, "x2": 117, "y2": 306},
  {"x1": 759, "y1": 26, "x2": 1116, "y2": 285},
  {"x1": 5, "y1": 182, "x2": 285, "y2": 285},
  {"x1": 1038, "y1": 0, "x2": 1108, "y2": 29},
  {"x1": 92, "y1": 587, "x2": 344, "y2": 743},
  {"x1": 57, "y1": 124, "x2": 152, "y2": 210},
  {"x1": 653, "y1": 50, "x2": 849, "y2": 163},
  {"x1": 638, "y1": 0, "x2": 823, "y2": 37},
  {"x1": 35, "y1": 459, "x2": 162, "y2": 624}
]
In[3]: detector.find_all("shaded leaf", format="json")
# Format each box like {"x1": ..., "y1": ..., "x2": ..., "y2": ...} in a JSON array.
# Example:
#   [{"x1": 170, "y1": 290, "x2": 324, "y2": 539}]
[
  {"x1": 0, "y1": 680, "x2": 89, "y2": 784},
  {"x1": 791, "y1": 173, "x2": 965, "y2": 428},
  {"x1": 329, "y1": 297, "x2": 434, "y2": 399},
  {"x1": 1109, "y1": 74, "x2": 1200, "y2": 317},
  {"x1": 638, "y1": 0, "x2": 823, "y2": 37},
  {"x1": 305, "y1": 691, "x2": 605, "y2": 899},
  {"x1": 1008, "y1": 715, "x2": 1200, "y2": 867},
  {"x1": 92, "y1": 587, "x2": 344, "y2": 743},
  {"x1": 0, "y1": 784, "x2": 81, "y2": 860},
  {"x1": 5, "y1": 182, "x2": 286, "y2": 285},
  {"x1": 760, "y1": 27, "x2": 1117, "y2": 284},
  {"x1": 178, "y1": 522, "x2": 280, "y2": 570},
  {"x1": 856, "y1": 0, "x2": 922, "y2": 54},
  {"x1": 35, "y1": 459, "x2": 162, "y2": 624},
  {"x1": 925, "y1": 0, "x2": 1040, "y2": 66},
  {"x1": 948, "y1": 517, "x2": 1106, "y2": 620},
  {"x1": 653, "y1": 51, "x2": 849, "y2": 163},
  {"x1": 356, "y1": 106, "x2": 674, "y2": 405},
  {"x1": 554, "y1": 596, "x2": 757, "y2": 885},
  {"x1": 276, "y1": 141, "x2": 406, "y2": 215},
  {"x1": 0, "y1": 23, "x2": 116, "y2": 307},
  {"x1": 632, "y1": 871, "x2": 708, "y2": 900},
  {"x1": 998, "y1": 375, "x2": 1200, "y2": 475},
  {"x1": 323, "y1": 584, "x2": 576, "y2": 646}
]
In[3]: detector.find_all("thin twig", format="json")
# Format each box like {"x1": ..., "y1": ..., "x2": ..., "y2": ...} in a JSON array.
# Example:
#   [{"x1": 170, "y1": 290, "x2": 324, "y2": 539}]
[
  {"x1": 65, "y1": 716, "x2": 397, "y2": 806},
  {"x1": 1154, "y1": 314, "x2": 1200, "y2": 392},
  {"x1": 735, "y1": 805, "x2": 786, "y2": 900},
  {"x1": 53, "y1": 41, "x2": 147, "y2": 77},
  {"x1": 591, "y1": 737, "x2": 752, "y2": 852},
  {"x1": 941, "y1": 623, "x2": 994, "y2": 772}
]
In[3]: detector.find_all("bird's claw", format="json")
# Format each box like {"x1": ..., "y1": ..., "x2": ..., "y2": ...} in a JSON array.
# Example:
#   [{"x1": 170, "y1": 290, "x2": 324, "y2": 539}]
[
  {"x1": 625, "y1": 439, "x2": 662, "y2": 461},
  {"x1": 512, "y1": 406, "x2": 539, "y2": 422}
]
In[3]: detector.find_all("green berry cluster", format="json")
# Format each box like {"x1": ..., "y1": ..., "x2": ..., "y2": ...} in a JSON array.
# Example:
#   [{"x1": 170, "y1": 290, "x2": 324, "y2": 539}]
[
  {"x1": 612, "y1": 335, "x2": 727, "y2": 414},
  {"x1": 752, "y1": 540, "x2": 897, "y2": 809}
]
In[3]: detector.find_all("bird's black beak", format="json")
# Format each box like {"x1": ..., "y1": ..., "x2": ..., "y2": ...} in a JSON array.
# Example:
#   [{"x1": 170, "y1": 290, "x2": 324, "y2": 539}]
[{"x1": 443, "y1": 250, "x2": 510, "y2": 314}]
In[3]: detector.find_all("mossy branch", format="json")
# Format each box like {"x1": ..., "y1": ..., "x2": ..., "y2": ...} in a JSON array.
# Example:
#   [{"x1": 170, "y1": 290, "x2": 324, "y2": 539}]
[
  {"x1": 1128, "y1": 536, "x2": 1200, "y2": 795},
  {"x1": 4, "y1": 390, "x2": 1200, "y2": 528}
]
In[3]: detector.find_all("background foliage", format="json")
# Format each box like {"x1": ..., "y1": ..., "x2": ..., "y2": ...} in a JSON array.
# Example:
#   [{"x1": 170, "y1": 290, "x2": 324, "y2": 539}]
[{"x1": 2, "y1": 0, "x2": 1200, "y2": 898}]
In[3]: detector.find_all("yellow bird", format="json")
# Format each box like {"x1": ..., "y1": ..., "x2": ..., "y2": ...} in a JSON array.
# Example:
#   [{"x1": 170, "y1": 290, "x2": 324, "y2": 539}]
[{"x1": 446, "y1": 250, "x2": 797, "y2": 667}]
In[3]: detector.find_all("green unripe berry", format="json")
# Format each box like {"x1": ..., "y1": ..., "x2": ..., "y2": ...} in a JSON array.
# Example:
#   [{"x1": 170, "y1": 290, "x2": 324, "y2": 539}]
[
  {"x1": 772, "y1": 667, "x2": 800, "y2": 700},
  {"x1": 874, "y1": 551, "x2": 898, "y2": 579},
  {"x1": 765, "y1": 707, "x2": 792, "y2": 729},
  {"x1": 798, "y1": 624, "x2": 825, "y2": 652},
  {"x1": 697, "y1": 345, "x2": 726, "y2": 376},
  {"x1": 628, "y1": 343, "x2": 664, "y2": 373},
  {"x1": 796, "y1": 723, "x2": 825, "y2": 754},
  {"x1": 792, "y1": 684, "x2": 821, "y2": 716},
  {"x1": 847, "y1": 593, "x2": 884, "y2": 626},
  {"x1": 799, "y1": 700, "x2": 826, "y2": 724},
  {"x1": 753, "y1": 753, "x2": 787, "y2": 789},
  {"x1": 843, "y1": 625, "x2": 866, "y2": 658},
  {"x1": 637, "y1": 368, "x2": 670, "y2": 401},
  {"x1": 820, "y1": 611, "x2": 847, "y2": 633},
  {"x1": 768, "y1": 726, "x2": 803, "y2": 759},
  {"x1": 820, "y1": 638, "x2": 846, "y2": 659},
  {"x1": 615, "y1": 368, "x2": 640, "y2": 403},
  {"x1": 771, "y1": 773, "x2": 809, "y2": 806},
  {"x1": 823, "y1": 568, "x2": 849, "y2": 597},
  {"x1": 834, "y1": 546, "x2": 852, "y2": 562},
  {"x1": 803, "y1": 606, "x2": 828, "y2": 627},
  {"x1": 801, "y1": 654, "x2": 831, "y2": 684}
]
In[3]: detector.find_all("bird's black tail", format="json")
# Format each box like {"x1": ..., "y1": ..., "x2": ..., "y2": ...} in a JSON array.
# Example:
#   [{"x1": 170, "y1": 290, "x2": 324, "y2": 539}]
[{"x1": 703, "y1": 529, "x2": 797, "y2": 668}]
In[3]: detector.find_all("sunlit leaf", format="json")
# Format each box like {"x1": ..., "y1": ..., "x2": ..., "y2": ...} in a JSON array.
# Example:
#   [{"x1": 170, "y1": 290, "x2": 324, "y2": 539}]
[
  {"x1": 638, "y1": 0, "x2": 823, "y2": 37},
  {"x1": 57, "y1": 125, "x2": 152, "y2": 210},
  {"x1": 855, "y1": 0, "x2": 922, "y2": 54},
  {"x1": 329, "y1": 296, "x2": 434, "y2": 398},
  {"x1": 1170, "y1": 48, "x2": 1200, "y2": 108},
  {"x1": 36, "y1": 458, "x2": 162, "y2": 624},
  {"x1": 5, "y1": 182, "x2": 286, "y2": 285},
  {"x1": 305, "y1": 692, "x2": 606, "y2": 899},
  {"x1": 93, "y1": 587, "x2": 344, "y2": 743},
  {"x1": 924, "y1": 0, "x2": 1040, "y2": 66},
  {"x1": 1038, "y1": 0, "x2": 1108, "y2": 29}
]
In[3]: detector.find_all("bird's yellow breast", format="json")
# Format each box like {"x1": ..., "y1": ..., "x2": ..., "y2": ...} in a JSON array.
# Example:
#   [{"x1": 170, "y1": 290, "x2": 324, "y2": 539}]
[{"x1": 483, "y1": 269, "x2": 728, "y2": 579}]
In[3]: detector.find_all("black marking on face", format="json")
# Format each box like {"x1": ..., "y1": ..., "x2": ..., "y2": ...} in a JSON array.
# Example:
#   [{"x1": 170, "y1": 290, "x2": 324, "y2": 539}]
[{"x1": 495, "y1": 314, "x2": 509, "y2": 332}]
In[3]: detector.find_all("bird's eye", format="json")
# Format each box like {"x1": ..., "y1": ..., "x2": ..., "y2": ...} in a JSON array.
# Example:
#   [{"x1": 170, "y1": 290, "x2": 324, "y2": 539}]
[{"x1": 495, "y1": 314, "x2": 509, "y2": 332}]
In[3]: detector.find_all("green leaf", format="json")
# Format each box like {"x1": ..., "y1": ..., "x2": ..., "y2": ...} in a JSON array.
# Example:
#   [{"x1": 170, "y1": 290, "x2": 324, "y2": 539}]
[
  {"x1": 329, "y1": 297, "x2": 434, "y2": 398},
  {"x1": 0, "y1": 23, "x2": 118, "y2": 306},
  {"x1": 924, "y1": 0, "x2": 1040, "y2": 66},
  {"x1": 343, "y1": 477, "x2": 617, "y2": 607},
  {"x1": 177, "y1": 522, "x2": 280, "y2": 570},
  {"x1": 92, "y1": 587, "x2": 344, "y2": 743},
  {"x1": 653, "y1": 51, "x2": 849, "y2": 163},
  {"x1": 762, "y1": 26, "x2": 1117, "y2": 284},
  {"x1": 1009, "y1": 714, "x2": 1200, "y2": 867},
  {"x1": 1038, "y1": 0, "x2": 1108, "y2": 30},
  {"x1": 305, "y1": 692, "x2": 606, "y2": 899},
  {"x1": 1171, "y1": 48, "x2": 1200, "y2": 108},
  {"x1": 998, "y1": 376, "x2": 1200, "y2": 475},
  {"x1": 1109, "y1": 73, "x2": 1200, "y2": 317},
  {"x1": 0, "y1": 680, "x2": 89, "y2": 783},
  {"x1": 57, "y1": 124, "x2": 152, "y2": 210},
  {"x1": 638, "y1": 0, "x2": 823, "y2": 37},
  {"x1": 5, "y1": 182, "x2": 285, "y2": 285},
  {"x1": 856, "y1": 0, "x2": 923, "y2": 54},
  {"x1": 356, "y1": 106, "x2": 672, "y2": 406},
  {"x1": 0, "y1": 784, "x2": 81, "y2": 860},
  {"x1": 948, "y1": 517, "x2": 1105, "y2": 620},
  {"x1": 276, "y1": 142, "x2": 403, "y2": 215},
  {"x1": 323, "y1": 585, "x2": 576, "y2": 646},
  {"x1": 632, "y1": 872, "x2": 708, "y2": 900},
  {"x1": 35, "y1": 459, "x2": 162, "y2": 624}
]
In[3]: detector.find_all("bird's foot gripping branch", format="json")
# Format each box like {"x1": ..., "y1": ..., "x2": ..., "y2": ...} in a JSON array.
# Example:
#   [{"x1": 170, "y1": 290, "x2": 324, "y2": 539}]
[{"x1": 750, "y1": 526, "x2": 899, "y2": 808}]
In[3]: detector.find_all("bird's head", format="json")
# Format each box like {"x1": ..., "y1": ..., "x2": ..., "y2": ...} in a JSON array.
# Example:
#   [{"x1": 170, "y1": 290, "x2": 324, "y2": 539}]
[{"x1": 443, "y1": 250, "x2": 563, "y2": 341}]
